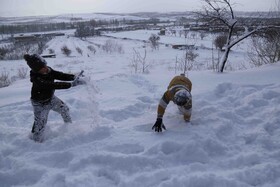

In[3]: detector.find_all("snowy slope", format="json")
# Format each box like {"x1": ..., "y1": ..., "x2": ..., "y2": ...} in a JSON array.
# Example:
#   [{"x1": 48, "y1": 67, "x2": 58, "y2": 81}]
[{"x1": 0, "y1": 34, "x2": 280, "y2": 187}]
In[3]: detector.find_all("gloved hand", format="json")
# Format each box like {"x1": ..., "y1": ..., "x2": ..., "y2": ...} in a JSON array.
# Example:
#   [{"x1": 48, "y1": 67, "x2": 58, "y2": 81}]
[
  {"x1": 72, "y1": 78, "x2": 87, "y2": 87},
  {"x1": 152, "y1": 118, "x2": 166, "y2": 132},
  {"x1": 71, "y1": 78, "x2": 79, "y2": 87},
  {"x1": 71, "y1": 71, "x2": 86, "y2": 87}
]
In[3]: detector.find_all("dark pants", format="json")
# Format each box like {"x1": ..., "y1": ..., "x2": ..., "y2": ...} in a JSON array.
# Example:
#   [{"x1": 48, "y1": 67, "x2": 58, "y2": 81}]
[{"x1": 31, "y1": 95, "x2": 72, "y2": 142}]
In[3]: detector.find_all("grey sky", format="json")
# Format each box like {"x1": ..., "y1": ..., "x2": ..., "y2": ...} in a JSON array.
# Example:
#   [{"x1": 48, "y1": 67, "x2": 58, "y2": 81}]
[{"x1": 0, "y1": 0, "x2": 276, "y2": 17}]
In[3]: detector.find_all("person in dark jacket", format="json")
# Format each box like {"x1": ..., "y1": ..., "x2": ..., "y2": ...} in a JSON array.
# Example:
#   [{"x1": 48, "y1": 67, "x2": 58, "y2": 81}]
[{"x1": 24, "y1": 54, "x2": 81, "y2": 142}]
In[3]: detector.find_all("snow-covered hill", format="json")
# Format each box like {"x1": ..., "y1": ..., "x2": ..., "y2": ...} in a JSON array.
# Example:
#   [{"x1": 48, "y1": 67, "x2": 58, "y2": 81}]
[{"x1": 0, "y1": 34, "x2": 280, "y2": 187}]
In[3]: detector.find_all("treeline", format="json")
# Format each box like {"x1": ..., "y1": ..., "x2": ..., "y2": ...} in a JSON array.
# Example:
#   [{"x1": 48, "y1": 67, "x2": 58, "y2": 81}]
[
  {"x1": 0, "y1": 18, "x2": 165, "y2": 35},
  {"x1": 0, "y1": 22, "x2": 75, "y2": 35}
]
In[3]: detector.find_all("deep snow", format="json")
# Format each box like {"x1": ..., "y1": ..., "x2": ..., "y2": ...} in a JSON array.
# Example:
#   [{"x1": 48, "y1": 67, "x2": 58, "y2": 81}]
[{"x1": 0, "y1": 31, "x2": 280, "y2": 187}]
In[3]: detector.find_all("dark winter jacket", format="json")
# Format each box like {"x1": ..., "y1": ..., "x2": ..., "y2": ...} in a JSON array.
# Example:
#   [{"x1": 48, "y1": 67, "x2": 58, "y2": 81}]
[{"x1": 30, "y1": 67, "x2": 75, "y2": 101}]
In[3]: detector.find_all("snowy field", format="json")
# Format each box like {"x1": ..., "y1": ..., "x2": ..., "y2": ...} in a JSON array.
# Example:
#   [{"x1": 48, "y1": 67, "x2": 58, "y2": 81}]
[{"x1": 0, "y1": 31, "x2": 280, "y2": 187}]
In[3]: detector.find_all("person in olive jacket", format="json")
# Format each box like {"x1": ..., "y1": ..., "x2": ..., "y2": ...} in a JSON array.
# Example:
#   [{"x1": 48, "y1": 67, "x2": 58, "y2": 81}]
[
  {"x1": 152, "y1": 74, "x2": 192, "y2": 132},
  {"x1": 24, "y1": 54, "x2": 81, "y2": 142}
]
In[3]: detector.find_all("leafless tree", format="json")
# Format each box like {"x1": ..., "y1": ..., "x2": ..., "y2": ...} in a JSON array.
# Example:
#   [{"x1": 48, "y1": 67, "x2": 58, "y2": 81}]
[
  {"x1": 0, "y1": 71, "x2": 11, "y2": 88},
  {"x1": 184, "y1": 48, "x2": 199, "y2": 73},
  {"x1": 199, "y1": 31, "x2": 207, "y2": 40},
  {"x1": 37, "y1": 41, "x2": 45, "y2": 54},
  {"x1": 248, "y1": 0, "x2": 280, "y2": 66},
  {"x1": 102, "y1": 40, "x2": 124, "y2": 54},
  {"x1": 48, "y1": 48, "x2": 55, "y2": 54},
  {"x1": 0, "y1": 47, "x2": 8, "y2": 60},
  {"x1": 190, "y1": 33, "x2": 196, "y2": 39},
  {"x1": 184, "y1": 30, "x2": 189, "y2": 38},
  {"x1": 248, "y1": 29, "x2": 280, "y2": 66},
  {"x1": 17, "y1": 67, "x2": 28, "y2": 79},
  {"x1": 197, "y1": 0, "x2": 279, "y2": 72},
  {"x1": 87, "y1": 45, "x2": 96, "y2": 54},
  {"x1": 175, "y1": 48, "x2": 199, "y2": 73},
  {"x1": 61, "y1": 45, "x2": 72, "y2": 57},
  {"x1": 130, "y1": 48, "x2": 149, "y2": 74},
  {"x1": 149, "y1": 34, "x2": 160, "y2": 50},
  {"x1": 76, "y1": 47, "x2": 83, "y2": 56},
  {"x1": 214, "y1": 34, "x2": 227, "y2": 50}
]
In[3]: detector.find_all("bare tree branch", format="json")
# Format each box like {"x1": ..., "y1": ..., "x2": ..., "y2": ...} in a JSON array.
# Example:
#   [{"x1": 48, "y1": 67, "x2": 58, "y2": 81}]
[{"x1": 197, "y1": 0, "x2": 279, "y2": 72}]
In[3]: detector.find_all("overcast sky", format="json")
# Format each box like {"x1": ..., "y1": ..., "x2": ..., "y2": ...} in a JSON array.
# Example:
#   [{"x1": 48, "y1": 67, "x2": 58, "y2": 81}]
[{"x1": 0, "y1": 0, "x2": 277, "y2": 17}]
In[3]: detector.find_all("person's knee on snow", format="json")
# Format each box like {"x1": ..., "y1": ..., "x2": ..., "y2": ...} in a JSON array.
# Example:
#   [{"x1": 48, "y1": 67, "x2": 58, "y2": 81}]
[{"x1": 178, "y1": 106, "x2": 192, "y2": 122}]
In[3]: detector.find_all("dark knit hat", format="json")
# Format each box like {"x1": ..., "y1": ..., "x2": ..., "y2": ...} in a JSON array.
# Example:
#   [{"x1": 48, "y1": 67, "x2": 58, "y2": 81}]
[{"x1": 24, "y1": 54, "x2": 47, "y2": 72}]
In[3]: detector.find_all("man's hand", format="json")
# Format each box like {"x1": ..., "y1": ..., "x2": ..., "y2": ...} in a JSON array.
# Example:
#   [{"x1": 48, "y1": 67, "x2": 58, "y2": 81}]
[
  {"x1": 71, "y1": 79, "x2": 79, "y2": 87},
  {"x1": 72, "y1": 70, "x2": 86, "y2": 87},
  {"x1": 71, "y1": 78, "x2": 86, "y2": 87},
  {"x1": 152, "y1": 118, "x2": 166, "y2": 132}
]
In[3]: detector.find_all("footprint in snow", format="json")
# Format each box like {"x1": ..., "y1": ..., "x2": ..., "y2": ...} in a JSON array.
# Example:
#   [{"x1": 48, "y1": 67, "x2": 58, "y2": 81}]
[
  {"x1": 133, "y1": 123, "x2": 153, "y2": 132},
  {"x1": 100, "y1": 102, "x2": 150, "y2": 122},
  {"x1": 35, "y1": 151, "x2": 74, "y2": 168},
  {"x1": 105, "y1": 143, "x2": 145, "y2": 154}
]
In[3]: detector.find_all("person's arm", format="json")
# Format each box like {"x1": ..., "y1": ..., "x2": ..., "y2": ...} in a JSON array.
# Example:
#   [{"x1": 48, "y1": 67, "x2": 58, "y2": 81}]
[
  {"x1": 33, "y1": 76, "x2": 72, "y2": 90},
  {"x1": 152, "y1": 91, "x2": 171, "y2": 132},
  {"x1": 51, "y1": 68, "x2": 75, "y2": 81},
  {"x1": 157, "y1": 91, "x2": 171, "y2": 118}
]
